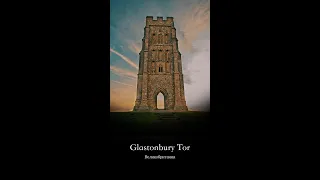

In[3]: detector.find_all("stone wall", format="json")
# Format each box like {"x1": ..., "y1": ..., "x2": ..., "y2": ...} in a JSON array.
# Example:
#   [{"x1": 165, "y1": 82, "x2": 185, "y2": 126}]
[{"x1": 133, "y1": 16, "x2": 188, "y2": 112}]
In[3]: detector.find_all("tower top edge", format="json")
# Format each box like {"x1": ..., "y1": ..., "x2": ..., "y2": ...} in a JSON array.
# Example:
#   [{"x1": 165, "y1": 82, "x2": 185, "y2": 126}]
[{"x1": 146, "y1": 16, "x2": 174, "y2": 21}]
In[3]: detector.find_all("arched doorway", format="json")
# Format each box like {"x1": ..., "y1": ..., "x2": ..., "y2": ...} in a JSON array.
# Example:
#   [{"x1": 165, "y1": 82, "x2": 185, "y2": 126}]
[{"x1": 156, "y1": 92, "x2": 165, "y2": 110}]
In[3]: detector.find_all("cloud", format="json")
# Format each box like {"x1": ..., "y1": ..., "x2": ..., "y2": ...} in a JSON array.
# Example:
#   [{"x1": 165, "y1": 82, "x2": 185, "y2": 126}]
[
  {"x1": 110, "y1": 48, "x2": 139, "y2": 69},
  {"x1": 173, "y1": 0, "x2": 210, "y2": 53},
  {"x1": 110, "y1": 66, "x2": 137, "y2": 79},
  {"x1": 111, "y1": 80, "x2": 135, "y2": 87},
  {"x1": 128, "y1": 41, "x2": 141, "y2": 55},
  {"x1": 170, "y1": 0, "x2": 210, "y2": 111},
  {"x1": 184, "y1": 39, "x2": 210, "y2": 111},
  {"x1": 110, "y1": 86, "x2": 136, "y2": 112}
]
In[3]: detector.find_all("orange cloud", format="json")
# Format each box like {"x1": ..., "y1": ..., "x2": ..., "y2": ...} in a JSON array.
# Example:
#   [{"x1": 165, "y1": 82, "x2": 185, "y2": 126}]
[
  {"x1": 128, "y1": 41, "x2": 141, "y2": 55},
  {"x1": 110, "y1": 85, "x2": 136, "y2": 112},
  {"x1": 110, "y1": 48, "x2": 139, "y2": 69},
  {"x1": 111, "y1": 80, "x2": 135, "y2": 87},
  {"x1": 110, "y1": 66, "x2": 137, "y2": 79},
  {"x1": 174, "y1": 0, "x2": 210, "y2": 52}
]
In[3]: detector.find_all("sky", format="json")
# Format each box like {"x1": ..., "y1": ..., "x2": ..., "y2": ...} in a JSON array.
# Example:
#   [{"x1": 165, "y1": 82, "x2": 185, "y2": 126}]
[{"x1": 110, "y1": 0, "x2": 210, "y2": 112}]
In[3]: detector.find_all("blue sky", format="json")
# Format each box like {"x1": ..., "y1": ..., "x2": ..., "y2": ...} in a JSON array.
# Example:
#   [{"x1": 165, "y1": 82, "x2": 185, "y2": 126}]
[{"x1": 110, "y1": 0, "x2": 210, "y2": 111}]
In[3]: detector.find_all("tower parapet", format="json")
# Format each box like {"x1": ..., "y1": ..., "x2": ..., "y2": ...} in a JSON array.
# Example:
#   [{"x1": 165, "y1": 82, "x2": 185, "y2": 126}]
[{"x1": 146, "y1": 16, "x2": 174, "y2": 26}]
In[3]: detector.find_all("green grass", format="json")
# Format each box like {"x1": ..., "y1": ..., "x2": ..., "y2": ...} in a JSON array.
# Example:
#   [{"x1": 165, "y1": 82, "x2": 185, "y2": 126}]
[{"x1": 110, "y1": 112, "x2": 158, "y2": 125}]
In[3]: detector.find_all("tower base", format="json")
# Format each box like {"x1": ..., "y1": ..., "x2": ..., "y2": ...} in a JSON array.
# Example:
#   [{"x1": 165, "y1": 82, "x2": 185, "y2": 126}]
[
  {"x1": 133, "y1": 106, "x2": 150, "y2": 112},
  {"x1": 133, "y1": 106, "x2": 188, "y2": 112}
]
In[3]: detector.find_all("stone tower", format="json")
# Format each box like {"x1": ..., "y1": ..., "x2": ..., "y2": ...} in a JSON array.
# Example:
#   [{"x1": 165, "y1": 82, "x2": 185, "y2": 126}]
[{"x1": 133, "y1": 16, "x2": 188, "y2": 112}]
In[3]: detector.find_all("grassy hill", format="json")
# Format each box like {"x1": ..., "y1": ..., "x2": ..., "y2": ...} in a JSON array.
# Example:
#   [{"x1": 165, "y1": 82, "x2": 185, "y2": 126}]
[{"x1": 109, "y1": 111, "x2": 210, "y2": 137}]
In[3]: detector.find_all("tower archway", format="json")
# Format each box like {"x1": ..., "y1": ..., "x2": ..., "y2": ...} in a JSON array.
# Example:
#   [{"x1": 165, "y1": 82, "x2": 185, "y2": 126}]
[
  {"x1": 153, "y1": 88, "x2": 169, "y2": 110},
  {"x1": 156, "y1": 92, "x2": 164, "y2": 109}
]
